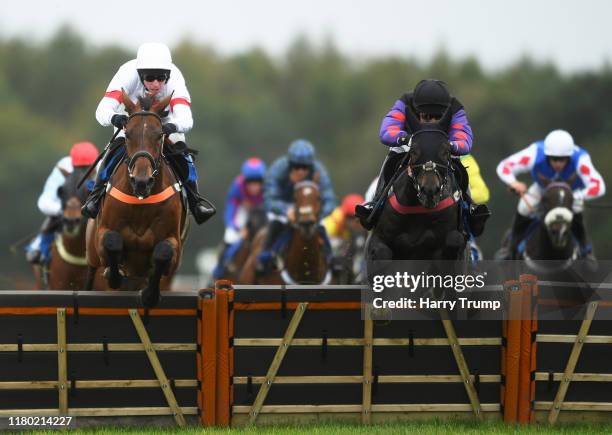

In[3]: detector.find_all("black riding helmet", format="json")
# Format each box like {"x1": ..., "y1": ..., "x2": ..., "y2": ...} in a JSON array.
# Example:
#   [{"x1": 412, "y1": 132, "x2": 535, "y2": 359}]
[{"x1": 413, "y1": 79, "x2": 451, "y2": 115}]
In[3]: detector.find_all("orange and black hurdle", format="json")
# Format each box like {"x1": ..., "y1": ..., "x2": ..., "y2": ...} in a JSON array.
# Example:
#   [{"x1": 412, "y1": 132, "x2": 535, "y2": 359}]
[{"x1": 1, "y1": 274, "x2": 610, "y2": 427}]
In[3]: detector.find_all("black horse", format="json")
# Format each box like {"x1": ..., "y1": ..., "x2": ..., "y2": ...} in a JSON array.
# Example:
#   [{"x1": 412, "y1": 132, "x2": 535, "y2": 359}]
[
  {"x1": 520, "y1": 182, "x2": 579, "y2": 274},
  {"x1": 366, "y1": 106, "x2": 468, "y2": 262}
]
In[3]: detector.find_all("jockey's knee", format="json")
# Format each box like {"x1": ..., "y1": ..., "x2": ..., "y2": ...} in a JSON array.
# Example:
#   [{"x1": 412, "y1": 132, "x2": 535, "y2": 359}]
[
  {"x1": 224, "y1": 227, "x2": 241, "y2": 245},
  {"x1": 266, "y1": 212, "x2": 288, "y2": 225},
  {"x1": 168, "y1": 132, "x2": 186, "y2": 143},
  {"x1": 517, "y1": 201, "x2": 536, "y2": 217}
]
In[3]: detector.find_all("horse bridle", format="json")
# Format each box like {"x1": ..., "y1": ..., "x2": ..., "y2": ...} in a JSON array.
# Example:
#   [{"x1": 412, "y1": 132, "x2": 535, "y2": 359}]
[
  {"x1": 407, "y1": 132, "x2": 452, "y2": 204},
  {"x1": 125, "y1": 111, "x2": 165, "y2": 180}
]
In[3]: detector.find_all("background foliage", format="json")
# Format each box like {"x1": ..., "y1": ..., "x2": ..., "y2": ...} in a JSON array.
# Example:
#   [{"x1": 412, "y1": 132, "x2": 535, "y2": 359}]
[{"x1": 1, "y1": 26, "x2": 610, "y2": 287}]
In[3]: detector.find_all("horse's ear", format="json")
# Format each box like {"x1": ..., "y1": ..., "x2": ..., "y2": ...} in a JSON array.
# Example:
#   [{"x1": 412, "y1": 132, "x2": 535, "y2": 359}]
[
  {"x1": 437, "y1": 105, "x2": 452, "y2": 131},
  {"x1": 153, "y1": 92, "x2": 174, "y2": 116},
  {"x1": 404, "y1": 103, "x2": 421, "y2": 133},
  {"x1": 122, "y1": 89, "x2": 138, "y2": 114}
]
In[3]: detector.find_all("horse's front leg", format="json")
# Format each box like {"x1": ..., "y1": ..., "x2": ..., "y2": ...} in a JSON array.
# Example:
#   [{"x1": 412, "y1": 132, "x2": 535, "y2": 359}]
[
  {"x1": 443, "y1": 230, "x2": 467, "y2": 261},
  {"x1": 100, "y1": 230, "x2": 124, "y2": 289},
  {"x1": 140, "y1": 238, "x2": 178, "y2": 308}
]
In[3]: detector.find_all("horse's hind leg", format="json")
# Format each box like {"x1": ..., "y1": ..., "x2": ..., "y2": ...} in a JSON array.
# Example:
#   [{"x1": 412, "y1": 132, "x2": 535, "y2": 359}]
[
  {"x1": 85, "y1": 266, "x2": 96, "y2": 290},
  {"x1": 141, "y1": 240, "x2": 174, "y2": 308},
  {"x1": 102, "y1": 231, "x2": 123, "y2": 289}
]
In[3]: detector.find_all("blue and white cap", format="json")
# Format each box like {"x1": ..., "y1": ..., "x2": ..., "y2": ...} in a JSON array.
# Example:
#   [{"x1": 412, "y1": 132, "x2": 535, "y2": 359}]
[{"x1": 287, "y1": 139, "x2": 315, "y2": 166}]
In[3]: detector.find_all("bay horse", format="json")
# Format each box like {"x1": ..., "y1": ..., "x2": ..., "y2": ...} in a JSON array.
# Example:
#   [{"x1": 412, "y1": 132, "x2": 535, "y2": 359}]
[
  {"x1": 519, "y1": 182, "x2": 579, "y2": 274},
  {"x1": 86, "y1": 92, "x2": 186, "y2": 307},
  {"x1": 215, "y1": 206, "x2": 267, "y2": 283},
  {"x1": 366, "y1": 106, "x2": 467, "y2": 263},
  {"x1": 34, "y1": 166, "x2": 104, "y2": 290},
  {"x1": 239, "y1": 181, "x2": 332, "y2": 285}
]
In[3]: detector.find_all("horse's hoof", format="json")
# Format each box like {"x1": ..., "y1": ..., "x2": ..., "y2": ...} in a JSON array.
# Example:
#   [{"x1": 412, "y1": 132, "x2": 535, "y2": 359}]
[
  {"x1": 140, "y1": 288, "x2": 160, "y2": 308},
  {"x1": 103, "y1": 267, "x2": 125, "y2": 289}
]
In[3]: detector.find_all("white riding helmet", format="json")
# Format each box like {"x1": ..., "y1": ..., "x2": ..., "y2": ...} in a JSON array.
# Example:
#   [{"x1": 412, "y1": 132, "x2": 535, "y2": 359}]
[
  {"x1": 544, "y1": 129, "x2": 575, "y2": 157},
  {"x1": 136, "y1": 43, "x2": 172, "y2": 71}
]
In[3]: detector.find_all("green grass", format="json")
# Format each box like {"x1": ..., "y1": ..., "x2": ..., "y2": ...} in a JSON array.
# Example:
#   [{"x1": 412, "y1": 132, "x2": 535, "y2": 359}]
[{"x1": 21, "y1": 421, "x2": 612, "y2": 435}]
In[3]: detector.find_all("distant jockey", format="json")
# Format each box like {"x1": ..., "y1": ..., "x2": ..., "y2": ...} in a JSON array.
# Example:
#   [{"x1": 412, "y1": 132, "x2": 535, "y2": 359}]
[
  {"x1": 82, "y1": 42, "x2": 215, "y2": 224},
  {"x1": 496, "y1": 129, "x2": 605, "y2": 261},
  {"x1": 255, "y1": 139, "x2": 337, "y2": 274},
  {"x1": 212, "y1": 158, "x2": 266, "y2": 280},
  {"x1": 25, "y1": 142, "x2": 100, "y2": 264},
  {"x1": 323, "y1": 193, "x2": 366, "y2": 248},
  {"x1": 355, "y1": 79, "x2": 490, "y2": 232}
]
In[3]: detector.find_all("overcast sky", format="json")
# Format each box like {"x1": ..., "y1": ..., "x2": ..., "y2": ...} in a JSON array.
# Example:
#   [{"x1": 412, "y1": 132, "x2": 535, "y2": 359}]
[{"x1": 1, "y1": 0, "x2": 610, "y2": 72}]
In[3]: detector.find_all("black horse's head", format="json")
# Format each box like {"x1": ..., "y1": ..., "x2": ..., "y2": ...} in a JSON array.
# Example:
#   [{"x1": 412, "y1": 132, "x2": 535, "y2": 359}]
[
  {"x1": 541, "y1": 182, "x2": 574, "y2": 249},
  {"x1": 58, "y1": 166, "x2": 91, "y2": 236},
  {"x1": 405, "y1": 104, "x2": 453, "y2": 208}
]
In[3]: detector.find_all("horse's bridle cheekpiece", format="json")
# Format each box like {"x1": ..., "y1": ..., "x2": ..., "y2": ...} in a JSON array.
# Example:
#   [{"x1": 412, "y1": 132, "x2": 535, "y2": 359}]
[
  {"x1": 409, "y1": 153, "x2": 451, "y2": 207},
  {"x1": 125, "y1": 111, "x2": 165, "y2": 188}
]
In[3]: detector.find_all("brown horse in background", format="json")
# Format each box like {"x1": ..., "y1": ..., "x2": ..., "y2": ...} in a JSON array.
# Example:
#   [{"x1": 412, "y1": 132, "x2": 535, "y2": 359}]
[
  {"x1": 239, "y1": 181, "x2": 332, "y2": 285},
  {"x1": 215, "y1": 205, "x2": 267, "y2": 283},
  {"x1": 86, "y1": 92, "x2": 186, "y2": 307},
  {"x1": 34, "y1": 166, "x2": 104, "y2": 290}
]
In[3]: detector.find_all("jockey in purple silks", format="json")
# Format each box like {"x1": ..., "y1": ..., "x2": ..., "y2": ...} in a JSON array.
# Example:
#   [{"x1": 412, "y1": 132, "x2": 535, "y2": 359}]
[
  {"x1": 355, "y1": 79, "x2": 490, "y2": 231},
  {"x1": 212, "y1": 157, "x2": 266, "y2": 280}
]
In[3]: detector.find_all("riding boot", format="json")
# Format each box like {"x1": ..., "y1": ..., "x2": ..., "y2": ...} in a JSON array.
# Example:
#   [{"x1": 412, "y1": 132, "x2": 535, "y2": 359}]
[
  {"x1": 81, "y1": 138, "x2": 126, "y2": 219},
  {"x1": 255, "y1": 220, "x2": 286, "y2": 275},
  {"x1": 463, "y1": 190, "x2": 491, "y2": 237},
  {"x1": 572, "y1": 213, "x2": 597, "y2": 263},
  {"x1": 355, "y1": 152, "x2": 404, "y2": 230},
  {"x1": 166, "y1": 144, "x2": 216, "y2": 225},
  {"x1": 508, "y1": 212, "x2": 534, "y2": 259},
  {"x1": 25, "y1": 216, "x2": 62, "y2": 264},
  {"x1": 185, "y1": 180, "x2": 216, "y2": 225}
]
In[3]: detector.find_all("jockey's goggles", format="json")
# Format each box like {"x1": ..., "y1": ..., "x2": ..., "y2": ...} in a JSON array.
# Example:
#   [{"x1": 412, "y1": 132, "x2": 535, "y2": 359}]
[
  {"x1": 143, "y1": 74, "x2": 168, "y2": 82},
  {"x1": 418, "y1": 112, "x2": 442, "y2": 122},
  {"x1": 289, "y1": 163, "x2": 311, "y2": 171},
  {"x1": 548, "y1": 156, "x2": 570, "y2": 162}
]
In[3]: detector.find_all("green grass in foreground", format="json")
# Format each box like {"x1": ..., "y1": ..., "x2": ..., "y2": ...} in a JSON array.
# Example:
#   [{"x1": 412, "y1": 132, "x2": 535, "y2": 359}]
[{"x1": 20, "y1": 421, "x2": 612, "y2": 435}]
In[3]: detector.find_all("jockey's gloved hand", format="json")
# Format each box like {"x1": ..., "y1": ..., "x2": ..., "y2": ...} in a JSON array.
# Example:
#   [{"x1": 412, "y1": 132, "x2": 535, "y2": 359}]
[
  {"x1": 162, "y1": 123, "x2": 178, "y2": 136},
  {"x1": 111, "y1": 114, "x2": 128, "y2": 130},
  {"x1": 396, "y1": 135, "x2": 408, "y2": 146}
]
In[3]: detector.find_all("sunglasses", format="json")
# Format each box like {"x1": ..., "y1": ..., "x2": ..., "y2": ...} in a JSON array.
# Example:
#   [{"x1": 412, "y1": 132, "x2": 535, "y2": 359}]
[
  {"x1": 549, "y1": 156, "x2": 569, "y2": 162},
  {"x1": 143, "y1": 74, "x2": 167, "y2": 82},
  {"x1": 290, "y1": 164, "x2": 310, "y2": 171}
]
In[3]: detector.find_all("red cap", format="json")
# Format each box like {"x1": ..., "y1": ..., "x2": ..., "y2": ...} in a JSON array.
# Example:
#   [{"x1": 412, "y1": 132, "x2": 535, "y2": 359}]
[
  {"x1": 70, "y1": 142, "x2": 99, "y2": 167},
  {"x1": 341, "y1": 193, "x2": 365, "y2": 217}
]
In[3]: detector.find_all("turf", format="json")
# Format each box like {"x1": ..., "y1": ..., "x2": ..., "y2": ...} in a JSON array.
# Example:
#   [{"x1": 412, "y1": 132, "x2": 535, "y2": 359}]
[{"x1": 20, "y1": 421, "x2": 612, "y2": 435}]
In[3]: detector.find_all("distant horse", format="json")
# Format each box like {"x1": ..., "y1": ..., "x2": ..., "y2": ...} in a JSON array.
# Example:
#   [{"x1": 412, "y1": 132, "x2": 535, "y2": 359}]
[
  {"x1": 33, "y1": 166, "x2": 104, "y2": 290},
  {"x1": 86, "y1": 92, "x2": 186, "y2": 307},
  {"x1": 216, "y1": 206, "x2": 267, "y2": 282},
  {"x1": 331, "y1": 229, "x2": 367, "y2": 284},
  {"x1": 239, "y1": 181, "x2": 332, "y2": 285},
  {"x1": 519, "y1": 182, "x2": 579, "y2": 273},
  {"x1": 366, "y1": 105, "x2": 468, "y2": 263}
]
